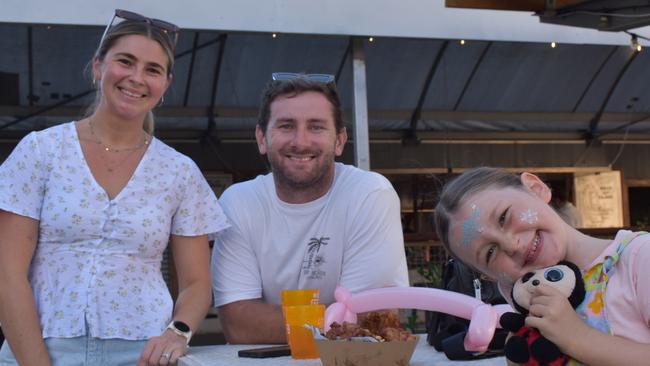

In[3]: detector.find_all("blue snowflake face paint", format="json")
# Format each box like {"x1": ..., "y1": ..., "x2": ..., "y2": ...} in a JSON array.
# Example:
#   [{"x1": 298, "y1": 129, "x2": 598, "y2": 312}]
[
  {"x1": 462, "y1": 204, "x2": 483, "y2": 247},
  {"x1": 519, "y1": 208, "x2": 538, "y2": 224}
]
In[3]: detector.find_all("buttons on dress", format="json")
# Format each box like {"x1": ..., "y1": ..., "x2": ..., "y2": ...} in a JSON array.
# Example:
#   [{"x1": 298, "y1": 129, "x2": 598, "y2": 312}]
[{"x1": 101, "y1": 202, "x2": 119, "y2": 234}]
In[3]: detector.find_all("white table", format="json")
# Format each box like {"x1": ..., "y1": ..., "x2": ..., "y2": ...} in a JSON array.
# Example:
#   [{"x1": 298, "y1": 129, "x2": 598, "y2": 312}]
[{"x1": 179, "y1": 335, "x2": 506, "y2": 366}]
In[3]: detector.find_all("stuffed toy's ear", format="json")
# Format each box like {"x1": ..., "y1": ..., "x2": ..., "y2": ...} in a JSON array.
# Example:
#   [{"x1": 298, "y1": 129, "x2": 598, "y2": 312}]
[
  {"x1": 504, "y1": 336, "x2": 530, "y2": 364},
  {"x1": 511, "y1": 275, "x2": 531, "y2": 315},
  {"x1": 531, "y1": 337, "x2": 563, "y2": 364},
  {"x1": 558, "y1": 260, "x2": 586, "y2": 309},
  {"x1": 499, "y1": 312, "x2": 525, "y2": 332}
]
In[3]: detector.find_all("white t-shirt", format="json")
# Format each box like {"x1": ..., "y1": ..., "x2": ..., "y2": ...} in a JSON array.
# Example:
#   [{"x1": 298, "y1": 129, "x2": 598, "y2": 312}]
[
  {"x1": 211, "y1": 163, "x2": 409, "y2": 307},
  {"x1": 0, "y1": 122, "x2": 230, "y2": 339}
]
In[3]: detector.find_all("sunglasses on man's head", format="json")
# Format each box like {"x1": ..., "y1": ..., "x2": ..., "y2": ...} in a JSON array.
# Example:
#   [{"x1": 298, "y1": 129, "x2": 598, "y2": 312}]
[
  {"x1": 100, "y1": 9, "x2": 180, "y2": 50},
  {"x1": 271, "y1": 72, "x2": 335, "y2": 84}
]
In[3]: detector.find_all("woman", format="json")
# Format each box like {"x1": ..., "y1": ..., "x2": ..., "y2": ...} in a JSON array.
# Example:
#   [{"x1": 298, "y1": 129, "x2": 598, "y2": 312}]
[
  {"x1": 0, "y1": 9, "x2": 229, "y2": 366},
  {"x1": 434, "y1": 167, "x2": 650, "y2": 365}
]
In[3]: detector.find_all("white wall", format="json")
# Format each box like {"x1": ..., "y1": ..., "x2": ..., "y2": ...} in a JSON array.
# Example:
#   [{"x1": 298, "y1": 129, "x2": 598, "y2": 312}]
[{"x1": 3, "y1": 0, "x2": 647, "y2": 46}]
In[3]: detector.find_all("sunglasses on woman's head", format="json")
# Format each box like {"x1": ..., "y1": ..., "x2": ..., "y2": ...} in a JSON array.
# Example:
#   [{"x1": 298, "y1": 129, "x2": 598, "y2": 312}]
[
  {"x1": 271, "y1": 72, "x2": 336, "y2": 85},
  {"x1": 100, "y1": 9, "x2": 180, "y2": 51}
]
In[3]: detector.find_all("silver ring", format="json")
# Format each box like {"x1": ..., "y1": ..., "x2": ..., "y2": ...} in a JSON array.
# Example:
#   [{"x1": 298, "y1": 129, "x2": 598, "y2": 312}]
[{"x1": 161, "y1": 353, "x2": 170, "y2": 358}]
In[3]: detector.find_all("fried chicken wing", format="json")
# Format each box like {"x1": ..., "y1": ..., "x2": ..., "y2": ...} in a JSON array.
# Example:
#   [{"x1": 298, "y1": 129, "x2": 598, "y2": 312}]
[{"x1": 325, "y1": 311, "x2": 415, "y2": 341}]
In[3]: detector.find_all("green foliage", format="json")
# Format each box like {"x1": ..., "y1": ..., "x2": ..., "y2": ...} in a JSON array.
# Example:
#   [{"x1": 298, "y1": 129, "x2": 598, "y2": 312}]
[
  {"x1": 406, "y1": 310, "x2": 419, "y2": 333},
  {"x1": 416, "y1": 260, "x2": 443, "y2": 288},
  {"x1": 405, "y1": 260, "x2": 444, "y2": 332},
  {"x1": 634, "y1": 215, "x2": 650, "y2": 231}
]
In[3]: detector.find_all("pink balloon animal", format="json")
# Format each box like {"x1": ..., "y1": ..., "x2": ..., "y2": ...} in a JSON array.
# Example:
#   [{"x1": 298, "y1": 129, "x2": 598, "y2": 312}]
[{"x1": 325, "y1": 286, "x2": 511, "y2": 353}]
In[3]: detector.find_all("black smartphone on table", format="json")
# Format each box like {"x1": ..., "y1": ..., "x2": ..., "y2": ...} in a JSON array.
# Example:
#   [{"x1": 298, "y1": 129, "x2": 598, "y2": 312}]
[{"x1": 238, "y1": 345, "x2": 292, "y2": 358}]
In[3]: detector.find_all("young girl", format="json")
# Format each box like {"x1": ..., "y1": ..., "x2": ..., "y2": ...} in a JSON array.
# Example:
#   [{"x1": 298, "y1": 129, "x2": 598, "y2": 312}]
[
  {"x1": 434, "y1": 167, "x2": 650, "y2": 365},
  {"x1": 0, "y1": 9, "x2": 229, "y2": 366}
]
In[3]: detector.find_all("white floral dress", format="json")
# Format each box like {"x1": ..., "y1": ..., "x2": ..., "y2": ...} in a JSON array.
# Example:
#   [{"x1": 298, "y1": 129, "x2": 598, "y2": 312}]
[{"x1": 0, "y1": 122, "x2": 229, "y2": 340}]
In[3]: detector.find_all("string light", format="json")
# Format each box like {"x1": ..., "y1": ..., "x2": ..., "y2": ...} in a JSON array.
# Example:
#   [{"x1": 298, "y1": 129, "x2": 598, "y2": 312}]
[
  {"x1": 551, "y1": 41, "x2": 557, "y2": 48},
  {"x1": 272, "y1": 33, "x2": 277, "y2": 38},
  {"x1": 368, "y1": 37, "x2": 374, "y2": 42},
  {"x1": 630, "y1": 34, "x2": 642, "y2": 52},
  {"x1": 625, "y1": 31, "x2": 649, "y2": 52},
  {"x1": 460, "y1": 39, "x2": 466, "y2": 45}
]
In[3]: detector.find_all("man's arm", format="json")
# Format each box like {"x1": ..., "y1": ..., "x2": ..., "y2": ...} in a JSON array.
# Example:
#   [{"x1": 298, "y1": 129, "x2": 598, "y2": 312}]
[
  {"x1": 218, "y1": 299, "x2": 286, "y2": 344},
  {"x1": 340, "y1": 186, "x2": 409, "y2": 292},
  {"x1": 336, "y1": 185, "x2": 408, "y2": 326},
  {"x1": 211, "y1": 187, "x2": 282, "y2": 344}
]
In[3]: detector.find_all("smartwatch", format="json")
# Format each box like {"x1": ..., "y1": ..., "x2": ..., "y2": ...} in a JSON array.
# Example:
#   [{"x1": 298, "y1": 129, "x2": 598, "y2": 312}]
[{"x1": 166, "y1": 320, "x2": 192, "y2": 345}]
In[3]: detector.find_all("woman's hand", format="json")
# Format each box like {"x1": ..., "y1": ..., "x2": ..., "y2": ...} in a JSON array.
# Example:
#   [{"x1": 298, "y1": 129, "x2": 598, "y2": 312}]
[
  {"x1": 137, "y1": 330, "x2": 188, "y2": 366},
  {"x1": 136, "y1": 234, "x2": 211, "y2": 365}
]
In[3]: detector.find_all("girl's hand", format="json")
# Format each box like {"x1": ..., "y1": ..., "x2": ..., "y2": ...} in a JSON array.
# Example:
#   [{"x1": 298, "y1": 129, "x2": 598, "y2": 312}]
[
  {"x1": 137, "y1": 330, "x2": 188, "y2": 366},
  {"x1": 524, "y1": 284, "x2": 588, "y2": 351}
]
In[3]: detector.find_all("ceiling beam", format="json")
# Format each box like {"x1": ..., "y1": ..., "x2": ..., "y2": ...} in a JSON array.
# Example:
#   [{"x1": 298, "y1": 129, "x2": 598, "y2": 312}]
[
  {"x1": 454, "y1": 41, "x2": 491, "y2": 111},
  {"x1": 572, "y1": 46, "x2": 618, "y2": 113},
  {"x1": 445, "y1": 0, "x2": 587, "y2": 12},
  {"x1": 4, "y1": 129, "x2": 650, "y2": 144},
  {"x1": 0, "y1": 90, "x2": 95, "y2": 130},
  {"x1": 540, "y1": 1, "x2": 650, "y2": 32},
  {"x1": 183, "y1": 31, "x2": 201, "y2": 107},
  {"x1": 405, "y1": 40, "x2": 449, "y2": 144},
  {"x1": 596, "y1": 113, "x2": 650, "y2": 139},
  {"x1": 375, "y1": 166, "x2": 611, "y2": 175},
  {"x1": 335, "y1": 37, "x2": 352, "y2": 83},
  {"x1": 27, "y1": 26, "x2": 35, "y2": 107},
  {"x1": 206, "y1": 33, "x2": 228, "y2": 134},
  {"x1": 3, "y1": 106, "x2": 650, "y2": 124},
  {"x1": 587, "y1": 47, "x2": 639, "y2": 140}
]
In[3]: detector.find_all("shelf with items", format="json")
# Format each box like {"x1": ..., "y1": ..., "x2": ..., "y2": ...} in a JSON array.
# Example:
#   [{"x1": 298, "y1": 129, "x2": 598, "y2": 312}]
[
  {"x1": 387, "y1": 172, "x2": 445, "y2": 250},
  {"x1": 387, "y1": 173, "x2": 449, "y2": 332},
  {"x1": 401, "y1": 208, "x2": 434, "y2": 213},
  {"x1": 403, "y1": 232, "x2": 438, "y2": 243}
]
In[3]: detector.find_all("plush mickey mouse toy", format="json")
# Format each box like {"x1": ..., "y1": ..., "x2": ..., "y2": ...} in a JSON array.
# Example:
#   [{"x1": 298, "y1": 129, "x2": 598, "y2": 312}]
[{"x1": 499, "y1": 261, "x2": 585, "y2": 366}]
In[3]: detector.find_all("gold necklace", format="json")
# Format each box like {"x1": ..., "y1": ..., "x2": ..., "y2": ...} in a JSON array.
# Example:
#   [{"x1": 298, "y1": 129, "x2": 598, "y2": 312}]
[
  {"x1": 87, "y1": 118, "x2": 150, "y2": 173},
  {"x1": 88, "y1": 118, "x2": 150, "y2": 153},
  {"x1": 100, "y1": 147, "x2": 142, "y2": 173}
]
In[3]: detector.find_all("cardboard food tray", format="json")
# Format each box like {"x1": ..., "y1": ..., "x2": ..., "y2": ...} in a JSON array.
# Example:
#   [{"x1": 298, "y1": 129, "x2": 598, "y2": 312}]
[{"x1": 315, "y1": 336, "x2": 418, "y2": 366}]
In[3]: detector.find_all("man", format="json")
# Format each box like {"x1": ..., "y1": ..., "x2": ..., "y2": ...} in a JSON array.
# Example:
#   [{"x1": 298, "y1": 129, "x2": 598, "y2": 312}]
[{"x1": 210, "y1": 73, "x2": 409, "y2": 344}]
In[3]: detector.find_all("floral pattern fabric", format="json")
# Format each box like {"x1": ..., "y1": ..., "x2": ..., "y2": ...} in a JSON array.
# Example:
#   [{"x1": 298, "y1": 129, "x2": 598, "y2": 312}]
[
  {"x1": 566, "y1": 231, "x2": 647, "y2": 365},
  {"x1": 0, "y1": 122, "x2": 229, "y2": 340},
  {"x1": 576, "y1": 231, "x2": 646, "y2": 334}
]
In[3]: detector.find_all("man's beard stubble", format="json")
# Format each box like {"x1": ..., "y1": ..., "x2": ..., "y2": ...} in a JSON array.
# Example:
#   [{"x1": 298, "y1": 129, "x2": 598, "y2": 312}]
[{"x1": 266, "y1": 149, "x2": 336, "y2": 195}]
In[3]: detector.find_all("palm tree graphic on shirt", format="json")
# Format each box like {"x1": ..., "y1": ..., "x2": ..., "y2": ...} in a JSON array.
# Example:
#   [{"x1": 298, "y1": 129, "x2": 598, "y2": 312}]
[
  {"x1": 303, "y1": 237, "x2": 329, "y2": 272},
  {"x1": 308, "y1": 237, "x2": 329, "y2": 253}
]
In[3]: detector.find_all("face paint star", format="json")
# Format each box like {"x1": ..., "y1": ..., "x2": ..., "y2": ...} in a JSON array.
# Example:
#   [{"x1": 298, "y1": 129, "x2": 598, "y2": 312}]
[
  {"x1": 462, "y1": 205, "x2": 482, "y2": 247},
  {"x1": 519, "y1": 209, "x2": 538, "y2": 224}
]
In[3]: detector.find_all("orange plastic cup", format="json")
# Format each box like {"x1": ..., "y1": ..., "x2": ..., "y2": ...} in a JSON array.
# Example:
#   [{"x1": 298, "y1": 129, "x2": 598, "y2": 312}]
[
  {"x1": 281, "y1": 289, "x2": 320, "y2": 306},
  {"x1": 283, "y1": 304, "x2": 325, "y2": 359}
]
